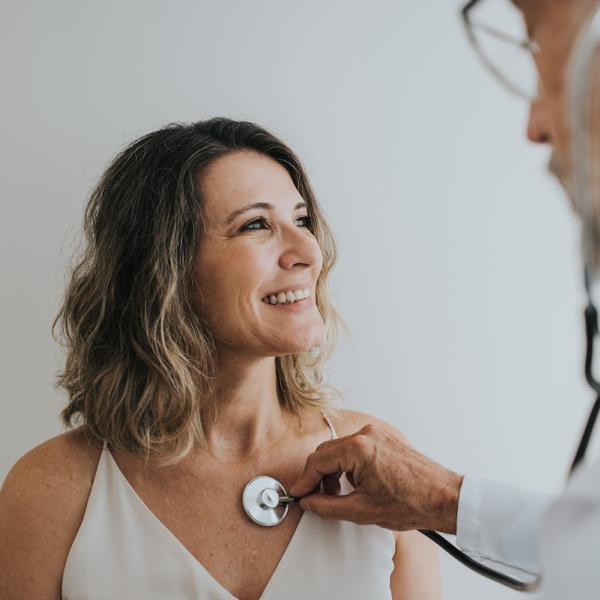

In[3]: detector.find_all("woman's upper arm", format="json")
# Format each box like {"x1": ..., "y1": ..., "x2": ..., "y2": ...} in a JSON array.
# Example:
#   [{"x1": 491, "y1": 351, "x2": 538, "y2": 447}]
[
  {"x1": 390, "y1": 529, "x2": 442, "y2": 600},
  {"x1": 0, "y1": 433, "x2": 96, "y2": 600},
  {"x1": 335, "y1": 411, "x2": 441, "y2": 598}
]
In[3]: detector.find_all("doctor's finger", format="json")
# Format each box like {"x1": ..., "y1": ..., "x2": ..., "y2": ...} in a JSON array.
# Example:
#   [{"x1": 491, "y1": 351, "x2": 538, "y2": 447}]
[
  {"x1": 289, "y1": 442, "x2": 358, "y2": 497},
  {"x1": 299, "y1": 491, "x2": 372, "y2": 525}
]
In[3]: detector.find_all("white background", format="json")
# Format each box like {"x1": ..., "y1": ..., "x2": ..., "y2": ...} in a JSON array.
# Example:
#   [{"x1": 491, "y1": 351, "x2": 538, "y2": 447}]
[{"x1": 0, "y1": 1, "x2": 595, "y2": 598}]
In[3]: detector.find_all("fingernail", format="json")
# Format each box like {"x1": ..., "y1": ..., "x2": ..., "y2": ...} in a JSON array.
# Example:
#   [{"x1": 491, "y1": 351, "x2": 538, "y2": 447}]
[{"x1": 299, "y1": 498, "x2": 309, "y2": 511}]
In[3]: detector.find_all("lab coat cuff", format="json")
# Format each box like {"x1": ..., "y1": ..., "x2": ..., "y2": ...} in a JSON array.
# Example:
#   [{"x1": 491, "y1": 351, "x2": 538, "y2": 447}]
[
  {"x1": 456, "y1": 474, "x2": 484, "y2": 553},
  {"x1": 455, "y1": 475, "x2": 551, "y2": 575}
]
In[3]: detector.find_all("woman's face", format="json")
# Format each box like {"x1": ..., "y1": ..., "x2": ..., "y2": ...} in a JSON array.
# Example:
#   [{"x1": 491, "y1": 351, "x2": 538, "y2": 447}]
[{"x1": 193, "y1": 150, "x2": 325, "y2": 358}]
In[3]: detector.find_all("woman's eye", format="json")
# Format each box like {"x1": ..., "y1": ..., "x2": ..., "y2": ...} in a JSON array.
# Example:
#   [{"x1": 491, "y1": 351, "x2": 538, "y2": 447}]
[
  {"x1": 240, "y1": 218, "x2": 267, "y2": 232},
  {"x1": 297, "y1": 215, "x2": 312, "y2": 228},
  {"x1": 240, "y1": 216, "x2": 312, "y2": 232}
]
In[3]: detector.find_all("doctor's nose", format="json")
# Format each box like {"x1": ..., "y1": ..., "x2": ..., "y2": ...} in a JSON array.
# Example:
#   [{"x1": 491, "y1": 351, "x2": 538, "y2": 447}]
[{"x1": 526, "y1": 96, "x2": 553, "y2": 145}]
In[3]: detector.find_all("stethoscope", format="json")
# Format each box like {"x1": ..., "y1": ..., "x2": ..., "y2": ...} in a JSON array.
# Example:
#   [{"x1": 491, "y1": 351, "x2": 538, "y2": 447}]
[
  {"x1": 242, "y1": 8, "x2": 600, "y2": 590},
  {"x1": 242, "y1": 474, "x2": 300, "y2": 527},
  {"x1": 241, "y1": 266, "x2": 600, "y2": 592}
]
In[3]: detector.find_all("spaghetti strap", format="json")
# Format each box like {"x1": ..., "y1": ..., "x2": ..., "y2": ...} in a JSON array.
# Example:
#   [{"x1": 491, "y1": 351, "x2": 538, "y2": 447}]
[
  {"x1": 102, "y1": 439, "x2": 108, "y2": 451},
  {"x1": 320, "y1": 408, "x2": 338, "y2": 440}
]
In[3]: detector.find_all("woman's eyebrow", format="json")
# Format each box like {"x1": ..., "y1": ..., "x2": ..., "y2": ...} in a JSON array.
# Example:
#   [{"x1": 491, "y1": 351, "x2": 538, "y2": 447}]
[{"x1": 225, "y1": 201, "x2": 307, "y2": 225}]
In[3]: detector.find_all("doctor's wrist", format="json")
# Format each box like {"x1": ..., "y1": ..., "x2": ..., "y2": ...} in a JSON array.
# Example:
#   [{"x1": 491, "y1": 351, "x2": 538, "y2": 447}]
[{"x1": 432, "y1": 470, "x2": 463, "y2": 535}]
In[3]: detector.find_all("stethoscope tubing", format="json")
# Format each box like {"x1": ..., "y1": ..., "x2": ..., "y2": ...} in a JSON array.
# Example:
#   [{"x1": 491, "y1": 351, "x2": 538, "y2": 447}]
[
  {"x1": 419, "y1": 530, "x2": 539, "y2": 591},
  {"x1": 420, "y1": 265, "x2": 600, "y2": 592}
]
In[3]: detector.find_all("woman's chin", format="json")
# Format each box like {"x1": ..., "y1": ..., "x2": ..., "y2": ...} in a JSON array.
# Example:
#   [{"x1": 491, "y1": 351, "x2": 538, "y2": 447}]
[{"x1": 270, "y1": 335, "x2": 324, "y2": 357}]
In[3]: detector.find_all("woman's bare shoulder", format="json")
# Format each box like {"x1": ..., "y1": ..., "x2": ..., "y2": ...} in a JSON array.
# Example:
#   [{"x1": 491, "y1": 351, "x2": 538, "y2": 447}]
[
  {"x1": 0, "y1": 428, "x2": 102, "y2": 599},
  {"x1": 328, "y1": 408, "x2": 408, "y2": 441},
  {"x1": 2, "y1": 427, "x2": 103, "y2": 496}
]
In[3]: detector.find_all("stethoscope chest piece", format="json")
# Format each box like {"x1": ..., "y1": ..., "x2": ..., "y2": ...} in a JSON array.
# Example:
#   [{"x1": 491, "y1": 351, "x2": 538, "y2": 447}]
[{"x1": 243, "y1": 475, "x2": 291, "y2": 526}]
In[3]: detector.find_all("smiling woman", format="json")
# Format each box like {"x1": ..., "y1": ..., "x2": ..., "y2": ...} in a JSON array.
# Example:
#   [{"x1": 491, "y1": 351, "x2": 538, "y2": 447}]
[
  {"x1": 51, "y1": 118, "x2": 346, "y2": 465},
  {"x1": 0, "y1": 117, "x2": 441, "y2": 600}
]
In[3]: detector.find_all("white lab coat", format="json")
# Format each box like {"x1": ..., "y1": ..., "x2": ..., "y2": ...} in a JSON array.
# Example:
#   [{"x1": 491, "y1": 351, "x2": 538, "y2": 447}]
[{"x1": 456, "y1": 455, "x2": 600, "y2": 597}]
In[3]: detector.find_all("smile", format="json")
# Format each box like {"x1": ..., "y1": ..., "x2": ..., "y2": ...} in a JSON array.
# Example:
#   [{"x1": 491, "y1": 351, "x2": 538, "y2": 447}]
[
  {"x1": 261, "y1": 287, "x2": 311, "y2": 305},
  {"x1": 261, "y1": 296, "x2": 313, "y2": 312}
]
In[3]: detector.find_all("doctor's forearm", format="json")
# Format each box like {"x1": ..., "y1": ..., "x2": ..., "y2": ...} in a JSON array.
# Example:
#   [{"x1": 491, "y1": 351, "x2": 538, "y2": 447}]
[
  {"x1": 399, "y1": 459, "x2": 464, "y2": 533},
  {"x1": 388, "y1": 440, "x2": 464, "y2": 534}
]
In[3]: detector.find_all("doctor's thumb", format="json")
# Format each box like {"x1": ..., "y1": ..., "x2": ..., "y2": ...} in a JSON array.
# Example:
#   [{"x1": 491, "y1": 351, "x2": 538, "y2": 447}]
[{"x1": 299, "y1": 492, "x2": 367, "y2": 523}]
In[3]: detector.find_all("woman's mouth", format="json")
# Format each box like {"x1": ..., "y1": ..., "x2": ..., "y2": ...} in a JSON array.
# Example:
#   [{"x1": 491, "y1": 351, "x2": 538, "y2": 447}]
[
  {"x1": 261, "y1": 287, "x2": 311, "y2": 306},
  {"x1": 261, "y1": 287, "x2": 312, "y2": 311}
]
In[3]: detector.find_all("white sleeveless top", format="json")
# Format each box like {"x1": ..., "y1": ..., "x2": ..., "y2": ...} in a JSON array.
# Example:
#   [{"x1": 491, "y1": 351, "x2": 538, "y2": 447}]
[{"x1": 62, "y1": 410, "x2": 396, "y2": 599}]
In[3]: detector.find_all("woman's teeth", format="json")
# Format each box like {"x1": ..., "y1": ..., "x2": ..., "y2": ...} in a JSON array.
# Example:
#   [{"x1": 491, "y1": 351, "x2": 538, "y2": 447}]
[{"x1": 262, "y1": 287, "x2": 311, "y2": 305}]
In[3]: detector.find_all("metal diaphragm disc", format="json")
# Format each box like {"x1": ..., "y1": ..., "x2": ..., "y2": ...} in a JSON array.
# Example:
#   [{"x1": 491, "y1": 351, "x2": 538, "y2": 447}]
[{"x1": 243, "y1": 475, "x2": 289, "y2": 526}]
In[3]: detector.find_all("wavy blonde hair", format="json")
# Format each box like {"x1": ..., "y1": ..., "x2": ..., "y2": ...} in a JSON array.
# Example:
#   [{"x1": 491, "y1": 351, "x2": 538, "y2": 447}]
[{"x1": 52, "y1": 117, "x2": 349, "y2": 467}]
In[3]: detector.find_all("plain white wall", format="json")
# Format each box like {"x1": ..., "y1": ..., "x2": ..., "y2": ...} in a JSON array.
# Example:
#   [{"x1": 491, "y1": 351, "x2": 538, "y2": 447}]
[{"x1": 1, "y1": 1, "x2": 595, "y2": 598}]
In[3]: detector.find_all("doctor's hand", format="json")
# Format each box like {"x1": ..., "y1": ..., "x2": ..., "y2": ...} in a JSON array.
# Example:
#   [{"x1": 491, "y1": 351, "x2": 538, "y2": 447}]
[{"x1": 288, "y1": 423, "x2": 464, "y2": 534}]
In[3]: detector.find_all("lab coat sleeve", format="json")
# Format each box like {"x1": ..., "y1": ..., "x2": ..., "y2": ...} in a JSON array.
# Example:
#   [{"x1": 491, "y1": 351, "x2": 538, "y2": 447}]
[
  {"x1": 540, "y1": 456, "x2": 600, "y2": 600},
  {"x1": 455, "y1": 476, "x2": 556, "y2": 576}
]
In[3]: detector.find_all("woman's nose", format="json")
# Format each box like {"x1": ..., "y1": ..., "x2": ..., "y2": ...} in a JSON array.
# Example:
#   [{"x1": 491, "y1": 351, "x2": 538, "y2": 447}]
[
  {"x1": 526, "y1": 97, "x2": 553, "y2": 144},
  {"x1": 277, "y1": 224, "x2": 321, "y2": 269}
]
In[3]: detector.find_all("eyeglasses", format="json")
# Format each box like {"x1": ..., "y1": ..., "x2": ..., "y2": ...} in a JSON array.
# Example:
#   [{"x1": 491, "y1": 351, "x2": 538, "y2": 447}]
[{"x1": 461, "y1": 0, "x2": 540, "y2": 101}]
